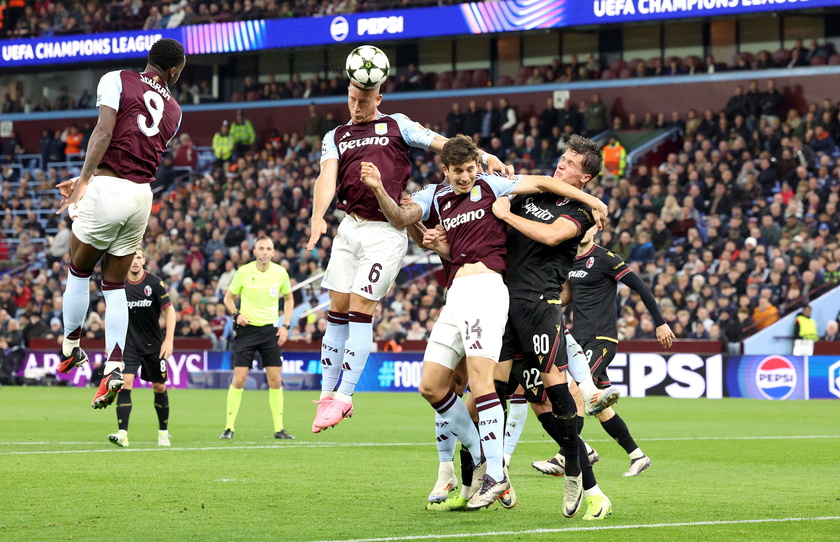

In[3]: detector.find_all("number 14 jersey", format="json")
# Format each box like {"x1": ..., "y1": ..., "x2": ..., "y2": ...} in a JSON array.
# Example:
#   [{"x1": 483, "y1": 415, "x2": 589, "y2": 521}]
[{"x1": 96, "y1": 70, "x2": 182, "y2": 184}]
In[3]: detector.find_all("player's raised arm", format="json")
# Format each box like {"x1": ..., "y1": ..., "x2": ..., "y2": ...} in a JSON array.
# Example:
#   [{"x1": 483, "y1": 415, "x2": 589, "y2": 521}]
[
  {"x1": 511, "y1": 174, "x2": 607, "y2": 228},
  {"x1": 307, "y1": 158, "x2": 338, "y2": 251},
  {"x1": 492, "y1": 196, "x2": 585, "y2": 247},
  {"x1": 359, "y1": 162, "x2": 422, "y2": 229}
]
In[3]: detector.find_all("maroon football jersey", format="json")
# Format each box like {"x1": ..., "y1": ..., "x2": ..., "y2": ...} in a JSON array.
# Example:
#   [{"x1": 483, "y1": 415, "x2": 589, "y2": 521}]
[
  {"x1": 417, "y1": 175, "x2": 513, "y2": 285},
  {"x1": 96, "y1": 70, "x2": 182, "y2": 184},
  {"x1": 323, "y1": 114, "x2": 417, "y2": 221}
]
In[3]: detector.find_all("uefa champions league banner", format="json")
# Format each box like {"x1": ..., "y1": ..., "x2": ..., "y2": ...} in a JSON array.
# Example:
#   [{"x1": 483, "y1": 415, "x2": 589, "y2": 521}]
[{"x1": 3, "y1": 0, "x2": 838, "y2": 68}]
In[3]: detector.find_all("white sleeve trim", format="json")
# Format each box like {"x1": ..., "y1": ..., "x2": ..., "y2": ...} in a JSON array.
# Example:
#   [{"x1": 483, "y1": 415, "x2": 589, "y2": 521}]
[
  {"x1": 96, "y1": 71, "x2": 123, "y2": 112},
  {"x1": 320, "y1": 128, "x2": 339, "y2": 163},
  {"x1": 391, "y1": 113, "x2": 439, "y2": 150}
]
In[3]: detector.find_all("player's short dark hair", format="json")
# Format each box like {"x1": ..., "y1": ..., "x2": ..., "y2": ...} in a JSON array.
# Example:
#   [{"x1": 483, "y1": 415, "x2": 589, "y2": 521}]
[
  {"x1": 441, "y1": 134, "x2": 480, "y2": 168},
  {"x1": 255, "y1": 235, "x2": 274, "y2": 246},
  {"x1": 148, "y1": 39, "x2": 185, "y2": 71},
  {"x1": 567, "y1": 134, "x2": 603, "y2": 178}
]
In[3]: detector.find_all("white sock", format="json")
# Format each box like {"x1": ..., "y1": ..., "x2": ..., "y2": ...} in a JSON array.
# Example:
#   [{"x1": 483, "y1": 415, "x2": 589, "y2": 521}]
[
  {"x1": 432, "y1": 391, "x2": 482, "y2": 466},
  {"x1": 320, "y1": 312, "x2": 349, "y2": 399},
  {"x1": 336, "y1": 316, "x2": 373, "y2": 398},
  {"x1": 564, "y1": 328, "x2": 594, "y2": 386},
  {"x1": 475, "y1": 393, "x2": 505, "y2": 481},
  {"x1": 438, "y1": 460, "x2": 456, "y2": 480},
  {"x1": 503, "y1": 397, "x2": 528, "y2": 457},
  {"x1": 629, "y1": 447, "x2": 645, "y2": 460},
  {"x1": 102, "y1": 281, "x2": 128, "y2": 373},
  {"x1": 436, "y1": 411, "x2": 457, "y2": 462},
  {"x1": 584, "y1": 483, "x2": 605, "y2": 497},
  {"x1": 62, "y1": 265, "x2": 91, "y2": 356}
]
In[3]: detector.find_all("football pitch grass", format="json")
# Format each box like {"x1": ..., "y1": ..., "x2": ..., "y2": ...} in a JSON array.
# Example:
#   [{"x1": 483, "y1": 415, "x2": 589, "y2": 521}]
[{"x1": 1, "y1": 387, "x2": 838, "y2": 541}]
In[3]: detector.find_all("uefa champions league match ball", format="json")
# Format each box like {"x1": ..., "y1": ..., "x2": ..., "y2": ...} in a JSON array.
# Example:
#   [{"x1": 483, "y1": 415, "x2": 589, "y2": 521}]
[{"x1": 345, "y1": 45, "x2": 390, "y2": 89}]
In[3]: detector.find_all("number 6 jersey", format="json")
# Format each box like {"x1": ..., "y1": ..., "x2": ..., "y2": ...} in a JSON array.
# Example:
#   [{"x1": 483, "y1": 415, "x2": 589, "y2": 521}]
[{"x1": 96, "y1": 70, "x2": 182, "y2": 184}]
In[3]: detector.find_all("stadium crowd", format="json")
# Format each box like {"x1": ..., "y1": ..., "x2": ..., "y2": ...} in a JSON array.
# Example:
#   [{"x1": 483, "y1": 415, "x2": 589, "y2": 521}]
[{"x1": 2, "y1": 78, "x2": 840, "y2": 382}]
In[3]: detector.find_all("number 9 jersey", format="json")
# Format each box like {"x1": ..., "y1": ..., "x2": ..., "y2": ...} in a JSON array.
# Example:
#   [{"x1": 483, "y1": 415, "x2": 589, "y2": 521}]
[{"x1": 96, "y1": 70, "x2": 182, "y2": 184}]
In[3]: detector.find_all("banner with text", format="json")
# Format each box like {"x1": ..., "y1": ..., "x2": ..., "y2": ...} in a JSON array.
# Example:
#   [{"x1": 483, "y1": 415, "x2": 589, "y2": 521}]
[
  {"x1": 3, "y1": 0, "x2": 836, "y2": 68},
  {"x1": 21, "y1": 350, "x2": 840, "y2": 398}
]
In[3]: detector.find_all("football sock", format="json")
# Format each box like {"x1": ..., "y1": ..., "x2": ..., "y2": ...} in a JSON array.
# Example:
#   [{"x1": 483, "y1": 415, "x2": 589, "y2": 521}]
[
  {"x1": 335, "y1": 312, "x2": 373, "y2": 399},
  {"x1": 584, "y1": 484, "x2": 605, "y2": 498},
  {"x1": 629, "y1": 448, "x2": 646, "y2": 460},
  {"x1": 225, "y1": 386, "x2": 243, "y2": 430},
  {"x1": 116, "y1": 389, "x2": 132, "y2": 431},
  {"x1": 102, "y1": 281, "x2": 128, "y2": 374},
  {"x1": 564, "y1": 328, "x2": 593, "y2": 385},
  {"x1": 459, "y1": 445, "x2": 475, "y2": 498},
  {"x1": 269, "y1": 388, "x2": 285, "y2": 432},
  {"x1": 503, "y1": 394, "x2": 528, "y2": 460},
  {"x1": 435, "y1": 411, "x2": 457, "y2": 462},
  {"x1": 319, "y1": 312, "x2": 349, "y2": 399},
  {"x1": 432, "y1": 390, "x2": 482, "y2": 467},
  {"x1": 493, "y1": 379, "x2": 509, "y2": 420},
  {"x1": 577, "y1": 415, "x2": 585, "y2": 435},
  {"x1": 601, "y1": 413, "x2": 639, "y2": 455},
  {"x1": 62, "y1": 263, "x2": 91, "y2": 355},
  {"x1": 154, "y1": 390, "x2": 169, "y2": 430},
  {"x1": 579, "y1": 437, "x2": 596, "y2": 490},
  {"x1": 546, "y1": 383, "x2": 580, "y2": 477},
  {"x1": 474, "y1": 393, "x2": 505, "y2": 480},
  {"x1": 438, "y1": 460, "x2": 456, "y2": 482},
  {"x1": 536, "y1": 412, "x2": 564, "y2": 446}
]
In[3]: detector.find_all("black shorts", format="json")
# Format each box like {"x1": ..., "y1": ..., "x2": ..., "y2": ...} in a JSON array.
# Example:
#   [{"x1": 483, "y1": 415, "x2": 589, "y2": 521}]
[
  {"x1": 500, "y1": 297, "x2": 567, "y2": 373},
  {"x1": 579, "y1": 338, "x2": 618, "y2": 389},
  {"x1": 507, "y1": 355, "x2": 548, "y2": 404},
  {"x1": 232, "y1": 324, "x2": 283, "y2": 368},
  {"x1": 124, "y1": 353, "x2": 168, "y2": 384}
]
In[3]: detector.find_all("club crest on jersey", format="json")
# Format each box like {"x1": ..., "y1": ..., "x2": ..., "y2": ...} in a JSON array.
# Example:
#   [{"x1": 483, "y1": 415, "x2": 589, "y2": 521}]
[
  {"x1": 270, "y1": 287, "x2": 278, "y2": 298},
  {"x1": 144, "y1": 285, "x2": 152, "y2": 297},
  {"x1": 557, "y1": 197, "x2": 570, "y2": 206},
  {"x1": 586, "y1": 256, "x2": 595, "y2": 268},
  {"x1": 470, "y1": 186, "x2": 481, "y2": 201},
  {"x1": 375, "y1": 123, "x2": 387, "y2": 135}
]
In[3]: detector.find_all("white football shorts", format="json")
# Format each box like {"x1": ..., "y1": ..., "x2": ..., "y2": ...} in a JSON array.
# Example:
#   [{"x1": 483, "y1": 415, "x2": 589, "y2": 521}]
[
  {"x1": 72, "y1": 175, "x2": 153, "y2": 257},
  {"x1": 425, "y1": 272, "x2": 509, "y2": 369},
  {"x1": 321, "y1": 215, "x2": 408, "y2": 301}
]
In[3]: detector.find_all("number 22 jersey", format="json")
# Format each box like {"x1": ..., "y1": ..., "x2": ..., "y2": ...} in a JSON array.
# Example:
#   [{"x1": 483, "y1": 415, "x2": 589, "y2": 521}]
[{"x1": 96, "y1": 70, "x2": 182, "y2": 184}]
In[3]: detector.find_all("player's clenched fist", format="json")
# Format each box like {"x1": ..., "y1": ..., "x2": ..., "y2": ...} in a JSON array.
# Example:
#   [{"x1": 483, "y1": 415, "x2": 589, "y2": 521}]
[{"x1": 360, "y1": 161, "x2": 383, "y2": 189}]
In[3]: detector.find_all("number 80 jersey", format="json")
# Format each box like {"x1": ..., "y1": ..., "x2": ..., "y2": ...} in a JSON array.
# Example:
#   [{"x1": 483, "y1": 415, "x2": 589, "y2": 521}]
[{"x1": 96, "y1": 70, "x2": 182, "y2": 184}]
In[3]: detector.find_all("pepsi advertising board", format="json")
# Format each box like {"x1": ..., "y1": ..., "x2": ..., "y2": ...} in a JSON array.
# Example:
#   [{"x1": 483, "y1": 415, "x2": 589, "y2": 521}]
[
  {"x1": 725, "y1": 355, "x2": 806, "y2": 400},
  {"x1": 3, "y1": 0, "x2": 839, "y2": 68}
]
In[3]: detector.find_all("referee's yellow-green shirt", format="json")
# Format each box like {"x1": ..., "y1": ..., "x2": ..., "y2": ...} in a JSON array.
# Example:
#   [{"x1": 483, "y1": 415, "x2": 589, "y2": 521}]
[{"x1": 228, "y1": 261, "x2": 292, "y2": 326}]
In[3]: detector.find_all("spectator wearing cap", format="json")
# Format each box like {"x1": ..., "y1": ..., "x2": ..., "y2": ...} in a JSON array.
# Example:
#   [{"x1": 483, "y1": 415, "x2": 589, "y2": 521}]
[
  {"x1": 230, "y1": 109, "x2": 256, "y2": 158},
  {"x1": 212, "y1": 121, "x2": 234, "y2": 165}
]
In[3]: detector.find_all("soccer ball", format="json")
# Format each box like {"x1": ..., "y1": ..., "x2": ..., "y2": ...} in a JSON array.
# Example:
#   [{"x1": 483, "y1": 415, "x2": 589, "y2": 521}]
[{"x1": 345, "y1": 45, "x2": 390, "y2": 89}]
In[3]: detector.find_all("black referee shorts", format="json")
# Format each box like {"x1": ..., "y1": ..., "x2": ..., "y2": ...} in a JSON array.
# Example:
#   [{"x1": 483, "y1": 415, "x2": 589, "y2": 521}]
[
  {"x1": 579, "y1": 338, "x2": 618, "y2": 389},
  {"x1": 232, "y1": 324, "x2": 283, "y2": 368},
  {"x1": 500, "y1": 297, "x2": 568, "y2": 373},
  {"x1": 124, "y1": 352, "x2": 168, "y2": 384}
]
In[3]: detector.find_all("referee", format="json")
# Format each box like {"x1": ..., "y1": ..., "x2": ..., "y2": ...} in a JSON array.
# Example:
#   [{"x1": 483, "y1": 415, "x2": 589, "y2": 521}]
[
  {"x1": 220, "y1": 236, "x2": 295, "y2": 440},
  {"x1": 109, "y1": 249, "x2": 177, "y2": 448}
]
